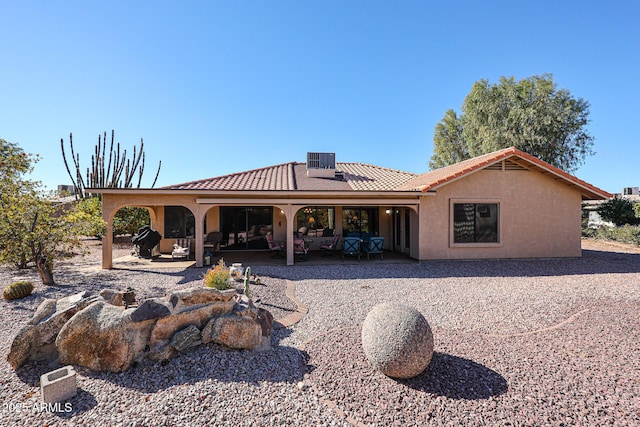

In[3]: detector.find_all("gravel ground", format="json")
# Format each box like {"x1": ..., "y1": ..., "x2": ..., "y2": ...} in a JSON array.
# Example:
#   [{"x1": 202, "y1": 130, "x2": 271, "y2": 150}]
[{"x1": 1, "y1": 238, "x2": 639, "y2": 426}]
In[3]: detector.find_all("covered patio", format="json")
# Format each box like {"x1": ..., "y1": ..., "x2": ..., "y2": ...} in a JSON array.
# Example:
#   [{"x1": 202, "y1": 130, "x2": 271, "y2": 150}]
[{"x1": 109, "y1": 248, "x2": 416, "y2": 271}]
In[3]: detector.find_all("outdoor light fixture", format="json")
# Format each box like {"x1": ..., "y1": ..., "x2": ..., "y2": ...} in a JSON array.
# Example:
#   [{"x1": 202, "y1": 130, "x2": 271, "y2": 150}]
[{"x1": 385, "y1": 209, "x2": 392, "y2": 215}]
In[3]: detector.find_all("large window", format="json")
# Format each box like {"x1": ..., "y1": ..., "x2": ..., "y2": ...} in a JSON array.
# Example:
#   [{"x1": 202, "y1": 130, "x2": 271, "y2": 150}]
[
  {"x1": 220, "y1": 207, "x2": 273, "y2": 250},
  {"x1": 164, "y1": 206, "x2": 195, "y2": 238},
  {"x1": 342, "y1": 207, "x2": 379, "y2": 239},
  {"x1": 452, "y1": 202, "x2": 499, "y2": 244},
  {"x1": 296, "y1": 207, "x2": 335, "y2": 237}
]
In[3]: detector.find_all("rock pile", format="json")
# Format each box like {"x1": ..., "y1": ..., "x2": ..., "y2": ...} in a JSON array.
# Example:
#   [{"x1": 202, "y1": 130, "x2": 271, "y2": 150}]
[{"x1": 8, "y1": 287, "x2": 273, "y2": 373}]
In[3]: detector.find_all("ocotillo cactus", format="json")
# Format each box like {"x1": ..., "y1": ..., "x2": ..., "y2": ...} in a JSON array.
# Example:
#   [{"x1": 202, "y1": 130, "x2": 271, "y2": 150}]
[{"x1": 244, "y1": 266, "x2": 251, "y2": 297}]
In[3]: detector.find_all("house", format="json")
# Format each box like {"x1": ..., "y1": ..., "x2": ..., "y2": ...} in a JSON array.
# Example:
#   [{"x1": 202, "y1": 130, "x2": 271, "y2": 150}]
[{"x1": 92, "y1": 147, "x2": 611, "y2": 268}]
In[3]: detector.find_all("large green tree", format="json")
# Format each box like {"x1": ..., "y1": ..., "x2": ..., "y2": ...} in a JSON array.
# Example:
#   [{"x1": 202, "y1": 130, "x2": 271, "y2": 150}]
[
  {"x1": 431, "y1": 74, "x2": 594, "y2": 172},
  {"x1": 0, "y1": 138, "x2": 83, "y2": 284}
]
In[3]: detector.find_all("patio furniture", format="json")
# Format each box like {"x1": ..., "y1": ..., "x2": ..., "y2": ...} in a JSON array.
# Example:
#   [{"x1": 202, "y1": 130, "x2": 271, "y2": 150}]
[
  {"x1": 319, "y1": 234, "x2": 341, "y2": 257},
  {"x1": 341, "y1": 237, "x2": 361, "y2": 261},
  {"x1": 172, "y1": 238, "x2": 191, "y2": 260},
  {"x1": 266, "y1": 234, "x2": 285, "y2": 258},
  {"x1": 362, "y1": 236, "x2": 384, "y2": 260},
  {"x1": 204, "y1": 231, "x2": 222, "y2": 253},
  {"x1": 293, "y1": 238, "x2": 309, "y2": 261}
]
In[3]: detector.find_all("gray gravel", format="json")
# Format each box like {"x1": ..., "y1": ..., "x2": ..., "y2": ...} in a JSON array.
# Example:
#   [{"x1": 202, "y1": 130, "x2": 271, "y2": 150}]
[{"x1": 1, "y1": 238, "x2": 639, "y2": 426}]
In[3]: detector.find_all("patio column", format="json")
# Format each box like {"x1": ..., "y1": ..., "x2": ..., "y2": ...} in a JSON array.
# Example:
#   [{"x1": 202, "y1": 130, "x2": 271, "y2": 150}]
[
  {"x1": 284, "y1": 204, "x2": 295, "y2": 266},
  {"x1": 102, "y1": 222, "x2": 113, "y2": 269},
  {"x1": 194, "y1": 207, "x2": 206, "y2": 268}
]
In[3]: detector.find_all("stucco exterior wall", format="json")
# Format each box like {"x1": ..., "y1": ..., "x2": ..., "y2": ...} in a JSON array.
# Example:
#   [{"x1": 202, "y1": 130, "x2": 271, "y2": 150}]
[{"x1": 418, "y1": 169, "x2": 582, "y2": 259}]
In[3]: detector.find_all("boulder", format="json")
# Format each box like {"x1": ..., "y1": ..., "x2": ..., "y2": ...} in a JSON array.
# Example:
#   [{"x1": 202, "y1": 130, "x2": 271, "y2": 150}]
[
  {"x1": 56, "y1": 301, "x2": 154, "y2": 373},
  {"x1": 7, "y1": 294, "x2": 99, "y2": 369},
  {"x1": 130, "y1": 298, "x2": 172, "y2": 322},
  {"x1": 9, "y1": 285, "x2": 273, "y2": 371},
  {"x1": 361, "y1": 303, "x2": 434, "y2": 379},
  {"x1": 170, "y1": 325, "x2": 202, "y2": 352},
  {"x1": 149, "y1": 300, "x2": 235, "y2": 344},
  {"x1": 204, "y1": 315, "x2": 262, "y2": 349},
  {"x1": 167, "y1": 287, "x2": 236, "y2": 310}
]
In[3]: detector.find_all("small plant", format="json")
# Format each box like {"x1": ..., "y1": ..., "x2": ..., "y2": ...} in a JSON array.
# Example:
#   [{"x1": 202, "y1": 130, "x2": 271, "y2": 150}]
[
  {"x1": 243, "y1": 266, "x2": 251, "y2": 297},
  {"x1": 3, "y1": 281, "x2": 34, "y2": 301},
  {"x1": 203, "y1": 258, "x2": 231, "y2": 290}
]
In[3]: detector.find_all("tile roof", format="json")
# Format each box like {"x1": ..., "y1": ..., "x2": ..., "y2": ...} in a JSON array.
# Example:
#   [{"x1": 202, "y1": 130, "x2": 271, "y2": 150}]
[
  {"x1": 398, "y1": 147, "x2": 611, "y2": 200},
  {"x1": 162, "y1": 162, "x2": 418, "y2": 192},
  {"x1": 161, "y1": 147, "x2": 610, "y2": 200},
  {"x1": 165, "y1": 163, "x2": 297, "y2": 191}
]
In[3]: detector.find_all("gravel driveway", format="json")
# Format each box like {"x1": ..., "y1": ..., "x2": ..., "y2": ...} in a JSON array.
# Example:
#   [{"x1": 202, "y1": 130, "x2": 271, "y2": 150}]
[{"x1": 1, "y1": 239, "x2": 639, "y2": 426}]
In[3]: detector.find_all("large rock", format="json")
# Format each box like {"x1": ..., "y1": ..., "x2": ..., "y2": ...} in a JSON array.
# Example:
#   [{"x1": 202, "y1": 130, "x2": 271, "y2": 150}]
[
  {"x1": 203, "y1": 315, "x2": 262, "y2": 349},
  {"x1": 149, "y1": 300, "x2": 235, "y2": 344},
  {"x1": 9, "y1": 286, "x2": 273, "y2": 371},
  {"x1": 7, "y1": 293, "x2": 99, "y2": 369},
  {"x1": 361, "y1": 303, "x2": 434, "y2": 379},
  {"x1": 56, "y1": 301, "x2": 154, "y2": 373}
]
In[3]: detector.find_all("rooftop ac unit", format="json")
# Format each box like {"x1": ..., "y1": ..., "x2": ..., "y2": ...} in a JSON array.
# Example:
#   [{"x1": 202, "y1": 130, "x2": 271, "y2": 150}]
[{"x1": 306, "y1": 153, "x2": 336, "y2": 178}]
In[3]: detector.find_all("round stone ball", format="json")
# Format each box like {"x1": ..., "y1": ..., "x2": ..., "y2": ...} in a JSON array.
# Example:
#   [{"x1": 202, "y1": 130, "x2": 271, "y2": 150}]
[{"x1": 361, "y1": 303, "x2": 434, "y2": 379}]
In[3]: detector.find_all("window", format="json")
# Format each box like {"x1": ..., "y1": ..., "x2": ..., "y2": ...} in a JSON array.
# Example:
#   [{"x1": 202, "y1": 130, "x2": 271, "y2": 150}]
[
  {"x1": 342, "y1": 207, "x2": 379, "y2": 239},
  {"x1": 452, "y1": 202, "x2": 499, "y2": 244},
  {"x1": 296, "y1": 207, "x2": 335, "y2": 237},
  {"x1": 164, "y1": 206, "x2": 195, "y2": 238}
]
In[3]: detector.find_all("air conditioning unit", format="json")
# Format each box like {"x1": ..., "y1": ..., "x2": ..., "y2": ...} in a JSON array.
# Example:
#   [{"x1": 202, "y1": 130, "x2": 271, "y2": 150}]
[{"x1": 306, "y1": 153, "x2": 336, "y2": 178}]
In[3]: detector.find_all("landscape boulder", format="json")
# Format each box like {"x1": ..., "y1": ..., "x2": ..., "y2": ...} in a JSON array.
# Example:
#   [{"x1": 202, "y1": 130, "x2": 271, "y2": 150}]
[
  {"x1": 8, "y1": 286, "x2": 273, "y2": 373},
  {"x1": 361, "y1": 302, "x2": 434, "y2": 379}
]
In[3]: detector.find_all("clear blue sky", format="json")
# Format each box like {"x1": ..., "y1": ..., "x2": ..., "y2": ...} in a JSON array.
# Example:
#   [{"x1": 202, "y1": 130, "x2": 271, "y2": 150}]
[{"x1": 1, "y1": 1, "x2": 638, "y2": 194}]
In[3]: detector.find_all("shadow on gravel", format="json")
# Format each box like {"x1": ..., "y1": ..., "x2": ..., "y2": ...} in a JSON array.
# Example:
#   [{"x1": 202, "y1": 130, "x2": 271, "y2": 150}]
[
  {"x1": 401, "y1": 352, "x2": 508, "y2": 400},
  {"x1": 77, "y1": 342, "x2": 311, "y2": 393},
  {"x1": 261, "y1": 249, "x2": 640, "y2": 280}
]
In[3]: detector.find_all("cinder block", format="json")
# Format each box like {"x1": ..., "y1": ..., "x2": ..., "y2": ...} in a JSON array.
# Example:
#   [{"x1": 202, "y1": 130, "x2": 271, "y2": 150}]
[{"x1": 41, "y1": 365, "x2": 77, "y2": 403}]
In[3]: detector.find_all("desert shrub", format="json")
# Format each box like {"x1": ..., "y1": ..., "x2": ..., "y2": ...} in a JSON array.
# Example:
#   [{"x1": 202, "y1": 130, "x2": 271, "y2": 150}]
[
  {"x1": 588, "y1": 225, "x2": 640, "y2": 246},
  {"x1": 203, "y1": 258, "x2": 231, "y2": 290}
]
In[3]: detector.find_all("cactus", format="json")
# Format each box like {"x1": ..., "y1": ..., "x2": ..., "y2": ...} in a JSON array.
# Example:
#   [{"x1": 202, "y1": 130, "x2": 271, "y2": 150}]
[
  {"x1": 243, "y1": 266, "x2": 251, "y2": 297},
  {"x1": 3, "y1": 281, "x2": 34, "y2": 301}
]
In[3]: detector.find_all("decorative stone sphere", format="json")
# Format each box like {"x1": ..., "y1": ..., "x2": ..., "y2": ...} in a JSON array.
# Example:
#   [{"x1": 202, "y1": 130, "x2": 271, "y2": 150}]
[{"x1": 361, "y1": 303, "x2": 434, "y2": 379}]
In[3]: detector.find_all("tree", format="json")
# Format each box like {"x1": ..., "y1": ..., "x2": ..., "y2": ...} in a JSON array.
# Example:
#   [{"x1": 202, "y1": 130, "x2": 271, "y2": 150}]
[
  {"x1": 429, "y1": 109, "x2": 468, "y2": 170},
  {"x1": 113, "y1": 206, "x2": 150, "y2": 236},
  {"x1": 597, "y1": 197, "x2": 638, "y2": 226},
  {"x1": 60, "y1": 130, "x2": 162, "y2": 199},
  {"x1": 430, "y1": 74, "x2": 595, "y2": 173},
  {"x1": 0, "y1": 138, "x2": 83, "y2": 284}
]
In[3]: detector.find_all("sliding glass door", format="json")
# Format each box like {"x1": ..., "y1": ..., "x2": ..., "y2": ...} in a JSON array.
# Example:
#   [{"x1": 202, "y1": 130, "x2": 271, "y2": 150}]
[{"x1": 220, "y1": 207, "x2": 273, "y2": 250}]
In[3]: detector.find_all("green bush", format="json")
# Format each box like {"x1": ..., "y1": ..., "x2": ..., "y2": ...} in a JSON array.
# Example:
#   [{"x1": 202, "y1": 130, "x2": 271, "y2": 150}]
[
  {"x1": 597, "y1": 198, "x2": 638, "y2": 226},
  {"x1": 203, "y1": 258, "x2": 232, "y2": 290},
  {"x1": 585, "y1": 225, "x2": 640, "y2": 246}
]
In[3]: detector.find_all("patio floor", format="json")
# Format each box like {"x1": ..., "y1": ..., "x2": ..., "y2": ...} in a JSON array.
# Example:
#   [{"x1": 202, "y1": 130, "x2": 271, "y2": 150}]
[{"x1": 112, "y1": 249, "x2": 415, "y2": 270}]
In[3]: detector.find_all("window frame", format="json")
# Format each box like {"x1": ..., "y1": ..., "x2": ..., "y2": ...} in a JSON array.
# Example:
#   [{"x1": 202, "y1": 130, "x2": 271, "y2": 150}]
[{"x1": 449, "y1": 199, "x2": 502, "y2": 248}]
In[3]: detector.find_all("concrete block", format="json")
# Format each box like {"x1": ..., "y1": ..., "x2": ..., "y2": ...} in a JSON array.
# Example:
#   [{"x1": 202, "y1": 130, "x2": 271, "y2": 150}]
[{"x1": 41, "y1": 365, "x2": 77, "y2": 403}]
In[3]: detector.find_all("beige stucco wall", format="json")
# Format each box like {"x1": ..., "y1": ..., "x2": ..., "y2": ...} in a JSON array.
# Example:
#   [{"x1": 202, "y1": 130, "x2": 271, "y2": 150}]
[{"x1": 418, "y1": 169, "x2": 582, "y2": 259}]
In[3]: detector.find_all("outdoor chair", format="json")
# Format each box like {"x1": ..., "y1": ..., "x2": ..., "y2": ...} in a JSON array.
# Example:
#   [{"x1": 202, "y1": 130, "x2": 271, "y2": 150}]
[
  {"x1": 362, "y1": 236, "x2": 384, "y2": 260},
  {"x1": 341, "y1": 237, "x2": 361, "y2": 261},
  {"x1": 319, "y1": 234, "x2": 341, "y2": 257},
  {"x1": 266, "y1": 234, "x2": 285, "y2": 258},
  {"x1": 293, "y1": 238, "x2": 309, "y2": 261},
  {"x1": 172, "y1": 238, "x2": 191, "y2": 260}
]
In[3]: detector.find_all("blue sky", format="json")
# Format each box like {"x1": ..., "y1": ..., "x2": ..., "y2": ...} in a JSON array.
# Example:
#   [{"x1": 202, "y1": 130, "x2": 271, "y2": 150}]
[{"x1": 1, "y1": 1, "x2": 638, "y2": 194}]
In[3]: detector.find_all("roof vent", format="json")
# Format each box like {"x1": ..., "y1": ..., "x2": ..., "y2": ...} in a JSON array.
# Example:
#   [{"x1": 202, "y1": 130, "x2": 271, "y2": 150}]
[{"x1": 306, "y1": 152, "x2": 336, "y2": 178}]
